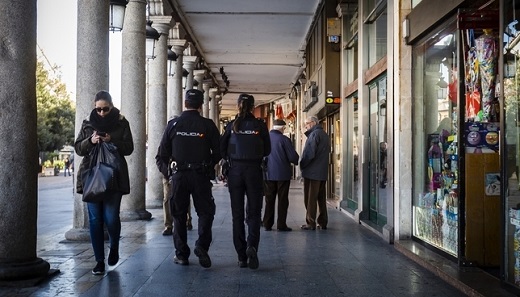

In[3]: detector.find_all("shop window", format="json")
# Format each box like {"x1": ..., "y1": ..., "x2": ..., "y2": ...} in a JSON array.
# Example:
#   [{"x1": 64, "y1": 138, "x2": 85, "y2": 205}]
[
  {"x1": 364, "y1": 0, "x2": 387, "y2": 67},
  {"x1": 346, "y1": 7, "x2": 359, "y2": 84},
  {"x1": 412, "y1": 24, "x2": 459, "y2": 256},
  {"x1": 346, "y1": 34, "x2": 359, "y2": 83},
  {"x1": 504, "y1": 0, "x2": 520, "y2": 288}
]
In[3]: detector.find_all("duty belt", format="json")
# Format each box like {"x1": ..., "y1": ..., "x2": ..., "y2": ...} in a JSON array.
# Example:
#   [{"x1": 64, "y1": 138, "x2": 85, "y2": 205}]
[{"x1": 170, "y1": 161, "x2": 207, "y2": 172}]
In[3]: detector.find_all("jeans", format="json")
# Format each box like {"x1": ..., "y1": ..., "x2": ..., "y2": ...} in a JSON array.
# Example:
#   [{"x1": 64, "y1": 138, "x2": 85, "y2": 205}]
[{"x1": 87, "y1": 191, "x2": 123, "y2": 262}]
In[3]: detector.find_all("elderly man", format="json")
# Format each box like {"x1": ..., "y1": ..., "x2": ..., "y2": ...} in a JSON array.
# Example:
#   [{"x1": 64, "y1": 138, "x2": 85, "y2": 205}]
[
  {"x1": 300, "y1": 116, "x2": 330, "y2": 230},
  {"x1": 262, "y1": 119, "x2": 299, "y2": 232}
]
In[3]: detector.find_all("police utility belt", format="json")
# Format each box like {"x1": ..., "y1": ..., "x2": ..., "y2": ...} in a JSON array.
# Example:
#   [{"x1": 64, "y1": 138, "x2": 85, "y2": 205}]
[{"x1": 170, "y1": 161, "x2": 209, "y2": 173}]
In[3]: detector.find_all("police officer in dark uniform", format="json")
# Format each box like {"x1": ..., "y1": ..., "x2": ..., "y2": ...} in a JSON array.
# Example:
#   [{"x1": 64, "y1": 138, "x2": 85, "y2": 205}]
[
  {"x1": 156, "y1": 89, "x2": 221, "y2": 268},
  {"x1": 220, "y1": 94, "x2": 270, "y2": 269}
]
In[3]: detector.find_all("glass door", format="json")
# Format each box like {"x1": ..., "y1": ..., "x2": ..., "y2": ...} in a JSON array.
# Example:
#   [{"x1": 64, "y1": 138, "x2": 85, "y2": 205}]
[
  {"x1": 330, "y1": 113, "x2": 341, "y2": 201},
  {"x1": 346, "y1": 94, "x2": 360, "y2": 210},
  {"x1": 368, "y1": 76, "x2": 388, "y2": 227}
]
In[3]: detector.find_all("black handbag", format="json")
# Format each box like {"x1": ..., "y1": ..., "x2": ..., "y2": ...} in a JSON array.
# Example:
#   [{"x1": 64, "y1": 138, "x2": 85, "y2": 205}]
[{"x1": 82, "y1": 142, "x2": 121, "y2": 202}]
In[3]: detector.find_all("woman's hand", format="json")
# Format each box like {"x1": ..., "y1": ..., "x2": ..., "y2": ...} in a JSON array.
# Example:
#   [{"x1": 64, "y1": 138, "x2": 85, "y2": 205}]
[
  {"x1": 91, "y1": 132, "x2": 101, "y2": 144},
  {"x1": 91, "y1": 131, "x2": 110, "y2": 144},
  {"x1": 100, "y1": 133, "x2": 111, "y2": 143}
]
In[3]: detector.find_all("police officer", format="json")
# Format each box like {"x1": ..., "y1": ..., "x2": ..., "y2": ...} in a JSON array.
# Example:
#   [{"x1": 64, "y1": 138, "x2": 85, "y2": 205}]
[
  {"x1": 220, "y1": 94, "x2": 271, "y2": 269},
  {"x1": 156, "y1": 89, "x2": 221, "y2": 268}
]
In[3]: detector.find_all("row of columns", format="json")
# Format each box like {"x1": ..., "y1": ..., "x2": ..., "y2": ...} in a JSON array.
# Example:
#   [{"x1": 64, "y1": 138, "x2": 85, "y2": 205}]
[
  {"x1": 67, "y1": 0, "x2": 223, "y2": 231},
  {"x1": 0, "y1": 0, "x2": 223, "y2": 280}
]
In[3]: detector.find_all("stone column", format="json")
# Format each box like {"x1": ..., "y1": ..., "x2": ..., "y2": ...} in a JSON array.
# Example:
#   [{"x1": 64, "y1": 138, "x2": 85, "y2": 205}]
[
  {"x1": 293, "y1": 83, "x2": 303, "y2": 177},
  {"x1": 119, "y1": 0, "x2": 151, "y2": 220},
  {"x1": 146, "y1": 17, "x2": 172, "y2": 209},
  {"x1": 193, "y1": 70, "x2": 206, "y2": 92},
  {"x1": 169, "y1": 37, "x2": 187, "y2": 118},
  {"x1": 202, "y1": 82, "x2": 211, "y2": 118},
  {"x1": 183, "y1": 55, "x2": 197, "y2": 90},
  {"x1": 0, "y1": 0, "x2": 51, "y2": 280},
  {"x1": 65, "y1": 0, "x2": 111, "y2": 241},
  {"x1": 214, "y1": 94, "x2": 221, "y2": 127},
  {"x1": 209, "y1": 88, "x2": 218, "y2": 123}
]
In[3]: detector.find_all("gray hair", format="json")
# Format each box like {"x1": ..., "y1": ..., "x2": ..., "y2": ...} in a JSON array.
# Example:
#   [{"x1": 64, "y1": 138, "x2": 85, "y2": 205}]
[{"x1": 306, "y1": 116, "x2": 319, "y2": 125}]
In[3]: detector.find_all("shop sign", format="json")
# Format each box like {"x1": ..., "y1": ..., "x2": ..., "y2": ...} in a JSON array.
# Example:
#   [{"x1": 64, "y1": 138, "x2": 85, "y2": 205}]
[{"x1": 325, "y1": 97, "x2": 341, "y2": 105}]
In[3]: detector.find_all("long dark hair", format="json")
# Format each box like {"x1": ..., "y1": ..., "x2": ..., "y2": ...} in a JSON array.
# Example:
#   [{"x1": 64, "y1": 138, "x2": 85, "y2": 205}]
[{"x1": 232, "y1": 95, "x2": 255, "y2": 133}]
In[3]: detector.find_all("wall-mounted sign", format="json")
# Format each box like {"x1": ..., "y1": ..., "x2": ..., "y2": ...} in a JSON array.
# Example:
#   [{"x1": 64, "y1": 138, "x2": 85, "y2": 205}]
[{"x1": 326, "y1": 97, "x2": 341, "y2": 105}]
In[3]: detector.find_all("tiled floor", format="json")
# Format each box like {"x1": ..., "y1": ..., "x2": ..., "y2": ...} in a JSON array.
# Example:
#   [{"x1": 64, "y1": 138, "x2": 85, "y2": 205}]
[{"x1": 0, "y1": 176, "x2": 499, "y2": 296}]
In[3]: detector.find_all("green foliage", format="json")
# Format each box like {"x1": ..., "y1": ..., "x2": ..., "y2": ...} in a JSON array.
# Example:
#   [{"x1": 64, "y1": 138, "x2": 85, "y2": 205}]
[
  {"x1": 53, "y1": 160, "x2": 65, "y2": 169},
  {"x1": 36, "y1": 59, "x2": 76, "y2": 152},
  {"x1": 42, "y1": 159, "x2": 65, "y2": 169}
]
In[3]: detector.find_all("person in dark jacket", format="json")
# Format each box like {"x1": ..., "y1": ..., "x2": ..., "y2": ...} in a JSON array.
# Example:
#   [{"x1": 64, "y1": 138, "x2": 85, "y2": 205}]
[
  {"x1": 74, "y1": 90, "x2": 134, "y2": 275},
  {"x1": 156, "y1": 89, "x2": 221, "y2": 268},
  {"x1": 262, "y1": 119, "x2": 299, "y2": 232},
  {"x1": 220, "y1": 94, "x2": 270, "y2": 269},
  {"x1": 300, "y1": 115, "x2": 330, "y2": 230}
]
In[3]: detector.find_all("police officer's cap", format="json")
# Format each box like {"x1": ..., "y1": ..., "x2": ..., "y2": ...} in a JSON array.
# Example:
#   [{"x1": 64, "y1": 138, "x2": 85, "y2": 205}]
[
  {"x1": 237, "y1": 93, "x2": 254, "y2": 105},
  {"x1": 185, "y1": 89, "x2": 204, "y2": 105}
]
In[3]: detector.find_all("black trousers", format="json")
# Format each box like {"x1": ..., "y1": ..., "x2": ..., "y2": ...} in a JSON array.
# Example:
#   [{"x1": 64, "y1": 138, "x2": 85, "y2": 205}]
[
  {"x1": 262, "y1": 180, "x2": 290, "y2": 229},
  {"x1": 227, "y1": 163, "x2": 263, "y2": 261},
  {"x1": 169, "y1": 170, "x2": 215, "y2": 259}
]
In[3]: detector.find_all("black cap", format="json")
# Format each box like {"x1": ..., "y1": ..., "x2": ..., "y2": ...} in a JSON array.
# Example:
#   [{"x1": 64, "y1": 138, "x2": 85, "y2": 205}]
[
  {"x1": 273, "y1": 119, "x2": 286, "y2": 126},
  {"x1": 237, "y1": 93, "x2": 254, "y2": 105},
  {"x1": 185, "y1": 89, "x2": 204, "y2": 105}
]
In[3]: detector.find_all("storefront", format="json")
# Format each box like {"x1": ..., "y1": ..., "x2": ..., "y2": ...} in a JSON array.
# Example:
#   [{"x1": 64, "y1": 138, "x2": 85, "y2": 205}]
[
  {"x1": 412, "y1": 20, "x2": 460, "y2": 257},
  {"x1": 410, "y1": 0, "x2": 501, "y2": 272},
  {"x1": 503, "y1": 0, "x2": 520, "y2": 290}
]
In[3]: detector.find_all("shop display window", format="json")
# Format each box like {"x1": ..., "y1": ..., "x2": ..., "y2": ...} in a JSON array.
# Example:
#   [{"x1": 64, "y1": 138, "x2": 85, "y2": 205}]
[
  {"x1": 504, "y1": 0, "x2": 520, "y2": 287},
  {"x1": 412, "y1": 24, "x2": 459, "y2": 256}
]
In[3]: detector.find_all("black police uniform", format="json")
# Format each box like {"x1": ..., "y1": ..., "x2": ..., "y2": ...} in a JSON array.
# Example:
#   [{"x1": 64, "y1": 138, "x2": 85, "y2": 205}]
[
  {"x1": 220, "y1": 113, "x2": 270, "y2": 263},
  {"x1": 157, "y1": 109, "x2": 221, "y2": 261}
]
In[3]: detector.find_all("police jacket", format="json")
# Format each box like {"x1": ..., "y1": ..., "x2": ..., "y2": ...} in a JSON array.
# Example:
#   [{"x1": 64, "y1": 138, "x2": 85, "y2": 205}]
[
  {"x1": 156, "y1": 110, "x2": 221, "y2": 178},
  {"x1": 220, "y1": 113, "x2": 270, "y2": 164},
  {"x1": 74, "y1": 108, "x2": 134, "y2": 194},
  {"x1": 265, "y1": 130, "x2": 299, "y2": 181},
  {"x1": 300, "y1": 124, "x2": 330, "y2": 181}
]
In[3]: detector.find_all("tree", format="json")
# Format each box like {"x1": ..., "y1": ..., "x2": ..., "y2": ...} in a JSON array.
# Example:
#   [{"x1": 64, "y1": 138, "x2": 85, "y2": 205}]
[{"x1": 36, "y1": 59, "x2": 76, "y2": 152}]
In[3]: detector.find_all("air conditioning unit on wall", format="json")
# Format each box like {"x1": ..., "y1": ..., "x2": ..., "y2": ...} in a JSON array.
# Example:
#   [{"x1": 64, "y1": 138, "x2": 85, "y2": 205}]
[{"x1": 303, "y1": 81, "x2": 318, "y2": 112}]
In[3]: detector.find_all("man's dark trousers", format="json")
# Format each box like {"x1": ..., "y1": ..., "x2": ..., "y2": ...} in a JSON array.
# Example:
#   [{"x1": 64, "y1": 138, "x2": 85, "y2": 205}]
[
  {"x1": 170, "y1": 170, "x2": 215, "y2": 259},
  {"x1": 263, "y1": 180, "x2": 290, "y2": 229}
]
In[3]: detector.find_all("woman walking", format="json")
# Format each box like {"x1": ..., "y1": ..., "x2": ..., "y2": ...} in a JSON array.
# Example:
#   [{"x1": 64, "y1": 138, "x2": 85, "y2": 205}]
[{"x1": 74, "y1": 90, "x2": 134, "y2": 275}]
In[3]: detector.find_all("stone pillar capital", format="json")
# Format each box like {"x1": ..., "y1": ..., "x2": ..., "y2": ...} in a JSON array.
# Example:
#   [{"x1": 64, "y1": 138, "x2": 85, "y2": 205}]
[
  {"x1": 193, "y1": 69, "x2": 206, "y2": 81},
  {"x1": 202, "y1": 82, "x2": 211, "y2": 92},
  {"x1": 169, "y1": 39, "x2": 187, "y2": 54},
  {"x1": 150, "y1": 16, "x2": 173, "y2": 35},
  {"x1": 209, "y1": 87, "x2": 218, "y2": 99},
  {"x1": 183, "y1": 55, "x2": 198, "y2": 69}
]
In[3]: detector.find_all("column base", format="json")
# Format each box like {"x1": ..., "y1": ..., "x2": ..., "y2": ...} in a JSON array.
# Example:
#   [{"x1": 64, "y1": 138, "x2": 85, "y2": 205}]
[
  {"x1": 64, "y1": 228, "x2": 91, "y2": 241},
  {"x1": 120, "y1": 209, "x2": 152, "y2": 221},
  {"x1": 0, "y1": 258, "x2": 51, "y2": 282},
  {"x1": 146, "y1": 199, "x2": 163, "y2": 209}
]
